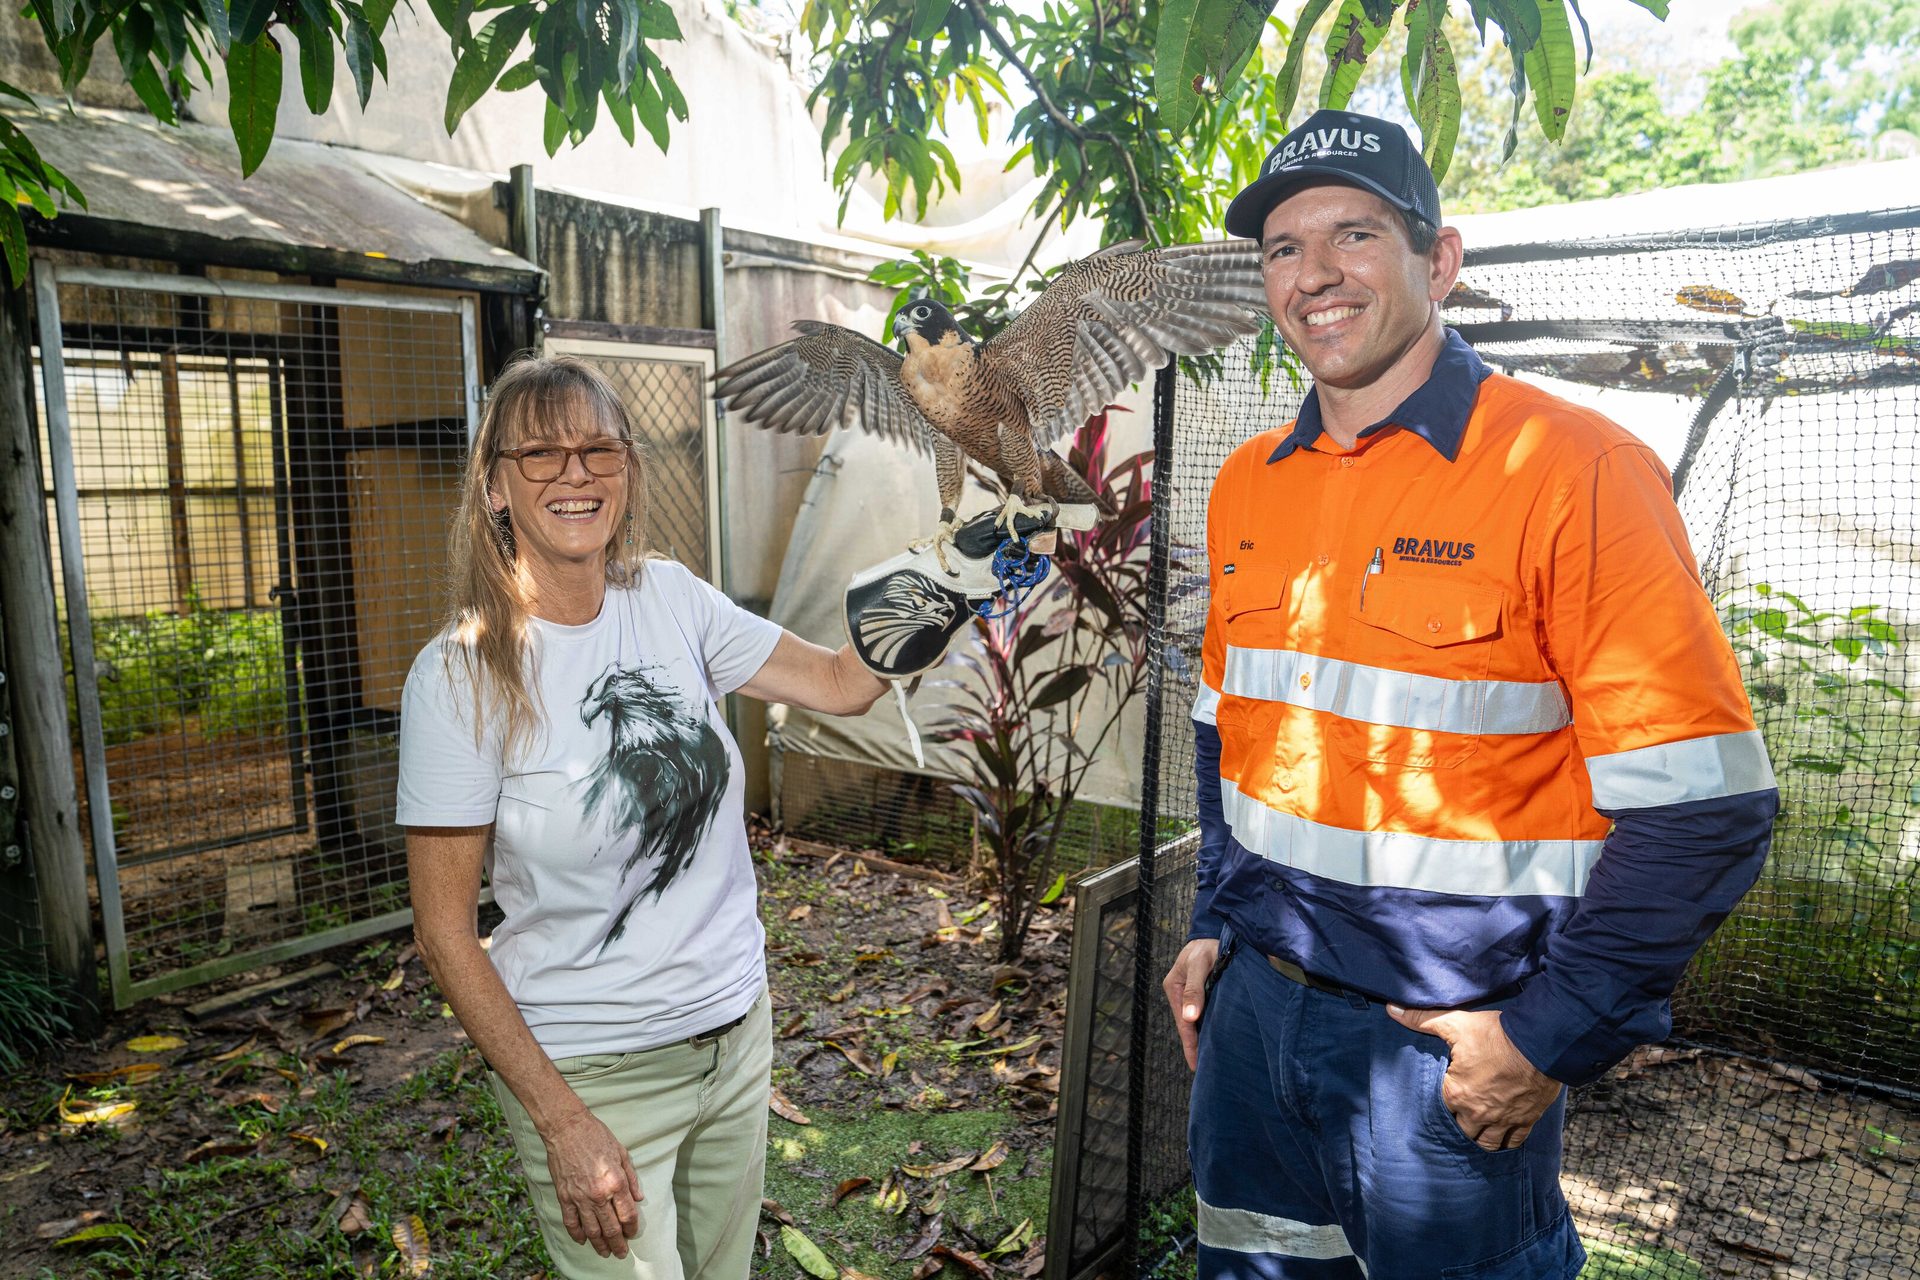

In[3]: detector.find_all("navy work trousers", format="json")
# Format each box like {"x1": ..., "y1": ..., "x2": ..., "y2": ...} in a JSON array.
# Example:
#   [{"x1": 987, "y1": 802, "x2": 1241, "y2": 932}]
[{"x1": 1188, "y1": 930, "x2": 1586, "y2": 1279}]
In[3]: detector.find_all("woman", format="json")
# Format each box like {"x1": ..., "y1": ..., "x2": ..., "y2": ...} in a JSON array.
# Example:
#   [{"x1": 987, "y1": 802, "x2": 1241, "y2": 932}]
[{"x1": 397, "y1": 354, "x2": 885, "y2": 1278}]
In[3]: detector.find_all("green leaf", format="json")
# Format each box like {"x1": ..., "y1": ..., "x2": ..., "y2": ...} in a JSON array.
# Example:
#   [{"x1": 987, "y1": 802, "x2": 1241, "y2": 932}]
[
  {"x1": 910, "y1": 0, "x2": 949, "y2": 42},
  {"x1": 445, "y1": 5, "x2": 537, "y2": 133},
  {"x1": 54, "y1": 1222, "x2": 145, "y2": 1249},
  {"x1": 343, "y1": 8, "x2": 379, "y2": 107},
  {"x1": 1401, "y1": 0, "x2": 1459, "y2": 179},
  {"x1": 365, "y1": 0, "x2": 399, "y2": 32},
  {"x1": 1274, "y1": 0, "x2": 1336, "y2": 122},
  {"x1": 226, "y1": 35, "x2": 283, "y2": 176},
  {"x1": 632, "y1": 73, "x2": 670, "y2": 150},
  {"x1": 1156, "y1": 0, "x2": 1279, "y2": 136},
  {"x1": 0, "y1": 204, "x2": 26, "y2": 289},
  {"x1": 496, "y1": 58, "x2": 539, "y2": 91},
  {"x1": 1038, "y1": 872, "x2": 1068, "y2": 905},
  {"x1": 1623, "y1": 0, "x2": 1667, "y2": 17},
  {"x1": 779, "y1": 1225, "x2": 837, "y2": 1280},
  {"x1": 230, "y1": 0, "x2": 277, "y2": 47},
  {"x1": 1523, "y1": 0, "x2": 1575, "y2": 141},
  {"x1": 638, "y1": 0, "x2": 681, "y2": 40},
  {"x1": 1319, "y1": 0, "x2": 1392, "y2": 111},
  {"x1": 195, "y1": 0, "x2": 231, "y2": 53},
  {"x1": 603, "y1": 82, "x2": 635, "y2": 143},
  {"x1": 542, "y1": 95, "x2": 567, "y2": 154},
  {"x1": 1031, "y1": 666, "x2": 1094, "y2": 712},
  {"x1": 292, "y1": 11, "x2": 336, "y2": 115},
  {"x1": 1788, "y1": 755, "x2": 1846, "y2": 775},
  {"x1": 424, "y1": 0, "x2": 463, "y2": 38}
]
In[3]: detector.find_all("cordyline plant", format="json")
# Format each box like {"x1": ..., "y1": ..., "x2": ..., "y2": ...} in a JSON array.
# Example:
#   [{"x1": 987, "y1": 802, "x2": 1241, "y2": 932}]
[{"x1": 929, "y1": 411, "x2": 1154, "y2": 962}]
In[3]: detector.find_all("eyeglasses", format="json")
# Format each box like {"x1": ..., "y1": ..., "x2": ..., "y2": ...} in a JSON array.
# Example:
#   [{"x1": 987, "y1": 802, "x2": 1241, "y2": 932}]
[{"x1": 495, "y1": 439, "x2": 632, "y2": 483}]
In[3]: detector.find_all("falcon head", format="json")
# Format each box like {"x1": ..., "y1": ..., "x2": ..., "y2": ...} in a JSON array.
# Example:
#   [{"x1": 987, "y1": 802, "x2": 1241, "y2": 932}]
[{"x1": 892, "y1": 298, "x2": 971, "y2": 348}]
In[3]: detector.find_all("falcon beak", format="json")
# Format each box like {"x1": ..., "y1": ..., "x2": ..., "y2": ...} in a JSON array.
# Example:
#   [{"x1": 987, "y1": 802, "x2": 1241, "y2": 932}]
[{"x1": 892, "y1": 310, "x2": 913, "y2": 341}]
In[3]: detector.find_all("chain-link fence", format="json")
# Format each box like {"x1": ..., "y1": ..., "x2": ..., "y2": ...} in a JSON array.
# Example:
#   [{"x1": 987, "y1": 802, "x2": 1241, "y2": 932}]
[
  {"x1": 30, "y1": 265, "x2": 480, "y2": 1005},
  {"x1": 1049, "y1": 206, "x2": 1920, "y2": 1280}
]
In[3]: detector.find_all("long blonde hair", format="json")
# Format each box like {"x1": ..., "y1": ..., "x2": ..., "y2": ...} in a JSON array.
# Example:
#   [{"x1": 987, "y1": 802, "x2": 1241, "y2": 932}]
[{"x1": 444, "y1": 354, "x2": 652, "y2": 761}]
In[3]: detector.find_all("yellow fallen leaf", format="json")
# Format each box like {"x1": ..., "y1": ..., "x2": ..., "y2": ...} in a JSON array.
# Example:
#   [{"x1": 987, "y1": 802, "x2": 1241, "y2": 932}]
[
  {"x1": 391, "y1": 1213, "x2": 431, "y2": 1276},
  {"x1": 381, "y1": 967, "x2": 405, "y2": 992},
  {"x1": 58, "y1": 1089, "x2": 136, "y2": 1126},
  {"x1": 290, "y1": 1131, "x2": 329, "y2": 1154},
  {"x1": 122, "y1": 1034, "x2": 185, "y2": 1053},
  {"x1": 210, "y1": 1037, "x2": 258, "y2": 1064},
  {"x1": 331, "y1": 1035, "x2": 387, "y2": 1054}
]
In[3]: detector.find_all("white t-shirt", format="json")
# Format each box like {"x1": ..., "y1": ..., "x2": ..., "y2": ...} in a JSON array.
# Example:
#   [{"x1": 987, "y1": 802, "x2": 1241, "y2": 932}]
[{"x1": 395, "y1": 561, "x2": 783, "y2": 1058}]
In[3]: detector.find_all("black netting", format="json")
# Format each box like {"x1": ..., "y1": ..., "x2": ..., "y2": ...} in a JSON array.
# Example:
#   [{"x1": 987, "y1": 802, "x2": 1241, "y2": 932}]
[{"x1": 1051, "y1": 209, "x2": 1920, "y2": 1280}]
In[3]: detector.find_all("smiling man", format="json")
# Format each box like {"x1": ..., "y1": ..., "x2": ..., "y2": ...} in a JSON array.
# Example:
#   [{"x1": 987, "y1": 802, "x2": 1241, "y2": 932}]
[{"x1": 1161, "y1": 110, "x2": 1780, "y2": 1279}]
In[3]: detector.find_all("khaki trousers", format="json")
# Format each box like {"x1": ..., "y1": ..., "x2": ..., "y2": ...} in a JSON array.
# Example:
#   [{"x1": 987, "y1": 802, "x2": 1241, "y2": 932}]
[{"x1": 490, "y1": 990, "x2": 772, "y2": 1280}]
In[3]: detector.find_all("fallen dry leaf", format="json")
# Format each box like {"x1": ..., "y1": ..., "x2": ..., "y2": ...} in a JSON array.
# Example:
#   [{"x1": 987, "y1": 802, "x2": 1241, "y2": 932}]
[
  {"x1": 760, "y1": 1198, "x2": 797, "y2": 1228},
  {"x1": 58, "y1": 1089, "x2": 136, "y2": 1126},
  {"x1": 931, "y1": 1244, "x2": 994, "y2": 1277},
  {"x1": 36, "y1": 1211, "x2": 106, "y2": 1239},
  {"x1": 969, "y1": 1142, "x2": 1008, "y2": 1173},
  {"x1": 331, "y1": 1034, "x2": 387, "y2": 1054},
  {"x1": 391, "y1": 1213, "x2": 431, "y2": 1275},
  {"x1": 382, "y1": 967, "x2": 405, "y2": 992},
  {"x1": 898, "y1": 1211, "x2": 944, "y2": 1260},
  {"x1": 832, "y1": 1177, "x2": 872, "y2": 1206},
  {"x1": 769, "y1": 1086, "x2": 811, "y2": 1126},
  {"x1": 122, "y1": 1034, "x2": 186, "y2": 1053},
  {"x1": 826, "y1": 981, "x2": 857, "y2": 1004},
  {"x1": 183, "y1": 1139, "x2": 259, "y2": 1165},
  {"x1": 910, "y1": 1260, "x2": 944, "y2": 1280},
  {"x1": 778, "y1": 1013, "x2": 809, "y2": 1038},
  {"x1": 339, "y1": 1192, "x2": 374, "y2": 1236},
  {"x1": 787, "y1": 905, "x2": 813, "y2": 921}
]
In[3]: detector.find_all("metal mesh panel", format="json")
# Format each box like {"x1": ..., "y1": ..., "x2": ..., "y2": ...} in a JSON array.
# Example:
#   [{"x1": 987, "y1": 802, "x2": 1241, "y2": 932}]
[
  {"x1": 575, "y1": 351, "x2": 712, "y2": 576},
  {"x1": 32, "y1": 268, "x2": 475, "y2": 1004},
  {"x1": 1088, "y1": 208, "x2": 1920, "y2": 1276},
  {"x1": 773, "y1": 745, "x2": 1141, "y2": 876}
]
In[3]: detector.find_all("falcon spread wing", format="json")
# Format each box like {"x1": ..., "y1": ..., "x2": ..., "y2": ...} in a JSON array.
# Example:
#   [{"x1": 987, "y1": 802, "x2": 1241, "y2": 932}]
[
  {"x1": 981, "y1": 239, "x2": 1266, "y2": 445},
  {"x1": 712, "y1": 320, "x2": 934, "y2": 455}
]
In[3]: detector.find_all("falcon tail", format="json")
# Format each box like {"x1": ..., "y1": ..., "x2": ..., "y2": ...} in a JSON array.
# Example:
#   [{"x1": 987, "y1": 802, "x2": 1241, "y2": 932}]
[{"x1": 1041, "y1": 451, "x2": 1115, "y2": 516}]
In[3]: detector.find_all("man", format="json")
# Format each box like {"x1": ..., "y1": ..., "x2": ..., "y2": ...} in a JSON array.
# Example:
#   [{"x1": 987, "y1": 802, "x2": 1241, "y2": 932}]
[{"x1": 1162, "y1": 109, "x2": 1778, "y2": 1279}]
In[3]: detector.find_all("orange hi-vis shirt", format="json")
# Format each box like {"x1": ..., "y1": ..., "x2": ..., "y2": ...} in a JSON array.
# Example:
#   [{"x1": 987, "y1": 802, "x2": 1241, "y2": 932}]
[{"x1": 1189, "y1": 329, "x2": 1778, "y2": 1086}]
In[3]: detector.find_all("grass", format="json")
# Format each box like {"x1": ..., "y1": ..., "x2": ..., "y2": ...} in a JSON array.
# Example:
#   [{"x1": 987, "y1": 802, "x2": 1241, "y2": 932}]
[
  {"x1": 1581, "y1": 1237, "x2": 1708, "y2": 1279},
  {"x1": 759, "y1": 1105, "x2": 1048, "y2": 1279},
  {"x1": 0, "y1": 953, "x2": 71, "y2": 1073},
  {"x1": 43, "y1": 1048, "x2": 550, "y2": 1280}
]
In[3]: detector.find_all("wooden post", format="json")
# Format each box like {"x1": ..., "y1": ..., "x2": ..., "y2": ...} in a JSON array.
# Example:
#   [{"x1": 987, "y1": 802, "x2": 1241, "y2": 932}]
[
  {"x1": 0, "y1": 278, "x2": 101, "y2": 1022},
  {"x1": 160, "y1": 351, "x2": 194, "y2": 612}
]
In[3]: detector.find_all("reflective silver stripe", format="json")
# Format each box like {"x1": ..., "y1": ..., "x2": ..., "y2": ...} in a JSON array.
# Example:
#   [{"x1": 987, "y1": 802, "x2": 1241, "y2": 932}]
[
  {"x1": 1586, "y1": 730, "x2": 1777, "y2": 810},
  {"x1": 1223, "y1": 645, "x2": 1570, "y2": 736},
  {"x1": 1197, "y1": 1197, "x2": 1363, "y2": 1269},
  {"x1": 1222, "y1": 780, "x2": 1604, "y2": 898},
  {"x1": 1193, "y1": 682, "x2": 1222, "y2": 725}
]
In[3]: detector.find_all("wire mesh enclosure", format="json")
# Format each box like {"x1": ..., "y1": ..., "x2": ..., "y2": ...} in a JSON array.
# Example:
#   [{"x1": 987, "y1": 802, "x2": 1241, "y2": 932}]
[
  {"x1": 1048, "y1": 206, "x2": 1920, "y2": 1280},
  {"x1": 31, "y1": 265, "x2": 480, "y2": 1006},
  {"x1": 544, "y1": 336, "x2": 719, "y2": 579}
]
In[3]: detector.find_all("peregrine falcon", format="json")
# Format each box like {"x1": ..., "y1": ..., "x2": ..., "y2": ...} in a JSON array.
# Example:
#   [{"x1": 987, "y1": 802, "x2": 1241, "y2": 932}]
[{"x1": 711, "y1": 239, "x2": 1266, "y2": 559}]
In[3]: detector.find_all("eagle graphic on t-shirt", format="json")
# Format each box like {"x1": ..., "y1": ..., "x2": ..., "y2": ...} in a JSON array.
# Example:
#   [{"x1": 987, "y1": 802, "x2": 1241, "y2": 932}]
[{"x1": 577, "y1": 663, "x2": 729, "y2": 951}]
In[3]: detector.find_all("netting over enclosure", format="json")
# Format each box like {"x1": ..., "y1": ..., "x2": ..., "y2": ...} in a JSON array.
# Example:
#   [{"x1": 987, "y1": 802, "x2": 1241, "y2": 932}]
[{"x1": 1050, "y1": 207, "x2": 1920, "y2": 1280}]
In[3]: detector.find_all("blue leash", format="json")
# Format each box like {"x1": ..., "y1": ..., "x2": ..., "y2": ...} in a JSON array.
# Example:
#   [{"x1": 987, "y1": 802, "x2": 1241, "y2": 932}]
[{"x1": 974, "y1": 534, "x2": 1052, "y2": 619}]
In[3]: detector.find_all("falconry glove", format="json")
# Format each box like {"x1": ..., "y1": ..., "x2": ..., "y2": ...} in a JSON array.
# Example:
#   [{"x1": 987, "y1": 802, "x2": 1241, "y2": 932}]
[{"x1": 844, "y1": 504, "x2": 1096, "y2": 680}]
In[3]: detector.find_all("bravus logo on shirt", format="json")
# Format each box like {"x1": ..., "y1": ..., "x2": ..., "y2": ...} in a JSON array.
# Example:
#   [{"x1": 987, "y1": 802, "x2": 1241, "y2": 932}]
[
  {"x1": 578, "y1": 662, "x2": 730, "y2": 952},
  {"x1": 1391, "y1": 535, "x2": 1476, "y2": 566}
]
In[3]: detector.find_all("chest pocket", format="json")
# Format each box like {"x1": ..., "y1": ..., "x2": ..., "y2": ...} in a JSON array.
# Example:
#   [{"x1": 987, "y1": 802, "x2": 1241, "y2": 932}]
[
  {"x1": 1336, "y1": 575, "x2": 1505, "y2": 769},
  {"x1": 1219, "y1": 561, "x2": 1291, "y2": 647}
]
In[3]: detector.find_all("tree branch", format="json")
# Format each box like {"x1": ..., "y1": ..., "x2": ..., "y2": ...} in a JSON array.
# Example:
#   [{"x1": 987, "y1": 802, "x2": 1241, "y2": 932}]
[{"x1": 959, "y1": 0, "x2": 1156, "y2": 240}]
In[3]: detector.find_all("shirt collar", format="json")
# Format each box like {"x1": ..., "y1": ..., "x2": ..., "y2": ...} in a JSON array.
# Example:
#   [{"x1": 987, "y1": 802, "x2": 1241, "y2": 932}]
[{"x1": 1267, "y1": 327, "x2": 1491, "y2": 465}]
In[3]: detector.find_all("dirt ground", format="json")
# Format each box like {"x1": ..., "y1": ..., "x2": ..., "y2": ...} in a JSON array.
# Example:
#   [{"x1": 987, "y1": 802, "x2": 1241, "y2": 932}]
[{"x1": 2, "y1": 825, "x2": 1914, "y2": 1279}]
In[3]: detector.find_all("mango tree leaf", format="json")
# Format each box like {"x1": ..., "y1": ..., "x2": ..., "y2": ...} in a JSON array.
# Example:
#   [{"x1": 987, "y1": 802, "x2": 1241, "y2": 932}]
[
  {"x1": 1274, "y1": 0, "x2": 1335, "y2": 122},
  {"x1": 343, "y1": 7, "x2": 380, "y2": 106},
  {"x1": 122, "y1": 1034, "x2": 185, "y2": 1053},
  {"x1": 1524, "y1": 0, "x2": 1575, "y2": 141},
  {"x1": 230, "y1": 0, "x2": 277, "y2": 46},
  {"x1": 292, "y1": 12, "x2": 335, "y2": 115},
  {"x1": 542, "y1": 94, "x2": 567, "y2": 154},
  {"x1": 1623, "y1": 0, "x2": 1667, "y2": 16},
  {"x1": 1320, "y1": 0, "x2": 1392, "y2": 110},
  {"x1": 445, "y1": 4, "x2": 537, "y2": 133},
  {"x1": 779, "y1": 1225, "x2": 838, "y2": 1279},
  {"x1": 1156, "y1": 0, "x2": 1279, "y2": 136},
  {"x1": 911, "y1": 0, "x2": 950, "y2": 42},
  {"x1": 1401, "y1": 4, "x2": 1460, "y2": 179},
  {"x1": 226, "y1": 35, "x2": 282, "y2": 176}
]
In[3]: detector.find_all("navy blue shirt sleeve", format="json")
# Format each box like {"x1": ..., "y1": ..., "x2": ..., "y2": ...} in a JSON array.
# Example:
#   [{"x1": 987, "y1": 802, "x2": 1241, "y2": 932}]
[
  {"x1": 1499, "y1": 788, "x2": 1777, "y2": 1086},
  {"x1": 1189, "y1": 719, "x2": 1229, "y2": 941}
]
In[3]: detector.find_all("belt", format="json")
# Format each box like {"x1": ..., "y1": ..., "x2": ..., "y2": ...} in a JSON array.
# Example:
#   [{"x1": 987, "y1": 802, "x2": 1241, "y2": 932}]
[
  {"x1": 1266, "y1": 953, "x2": 1374, "y2": 1004},
  {"x1": 687, "y1": 1009, "x2": 750, "y2": 1047}
]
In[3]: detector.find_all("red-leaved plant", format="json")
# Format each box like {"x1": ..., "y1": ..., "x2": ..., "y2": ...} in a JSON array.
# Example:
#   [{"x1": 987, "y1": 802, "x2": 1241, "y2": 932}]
[{"x1": 929, "y1": 411, "x2": 1154, "y2": 961}]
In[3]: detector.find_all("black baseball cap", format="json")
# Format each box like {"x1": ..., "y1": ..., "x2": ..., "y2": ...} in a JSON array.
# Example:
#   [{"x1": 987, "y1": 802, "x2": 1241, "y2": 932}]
[{"x1": 1224, "y1": 109, "x2": 1441, "y2": 240}]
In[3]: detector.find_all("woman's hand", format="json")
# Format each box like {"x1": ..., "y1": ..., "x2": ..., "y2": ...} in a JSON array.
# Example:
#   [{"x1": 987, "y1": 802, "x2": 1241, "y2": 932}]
[{"x1": 540, "y1": 1104, "x2": 644, "y2": 1258}]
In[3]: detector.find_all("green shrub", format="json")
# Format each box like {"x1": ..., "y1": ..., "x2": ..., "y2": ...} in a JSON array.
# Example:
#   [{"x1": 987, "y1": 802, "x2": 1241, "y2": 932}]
[
  {"x1": 78, "y1": 588, "x2": 290, "y2": 745},
  {"x1": 0, "y1": 952, "x2": 71, "y2": 1072}
]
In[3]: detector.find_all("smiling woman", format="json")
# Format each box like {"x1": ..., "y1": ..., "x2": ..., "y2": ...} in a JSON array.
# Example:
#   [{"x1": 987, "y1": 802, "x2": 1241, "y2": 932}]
[{"x1": 392, "y1": 354, "x2": 892, "y2": 1279}]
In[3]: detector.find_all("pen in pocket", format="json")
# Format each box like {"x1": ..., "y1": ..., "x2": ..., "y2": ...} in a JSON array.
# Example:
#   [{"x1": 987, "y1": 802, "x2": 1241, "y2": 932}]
[{"x1": 1359, "y1": 546, "x2": 1384, "y2": 609}]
